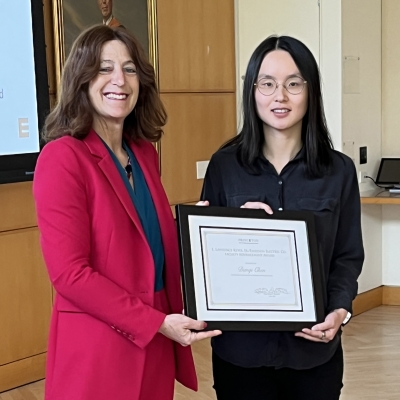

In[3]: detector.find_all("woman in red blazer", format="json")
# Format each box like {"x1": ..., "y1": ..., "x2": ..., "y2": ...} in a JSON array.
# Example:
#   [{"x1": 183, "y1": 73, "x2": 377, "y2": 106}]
[{"x1": 33, "y1": 25, "x2": 220, "y2": 400}]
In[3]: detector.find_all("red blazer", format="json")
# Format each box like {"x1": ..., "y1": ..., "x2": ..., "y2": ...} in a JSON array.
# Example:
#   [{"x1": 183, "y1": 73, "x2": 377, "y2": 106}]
[{"x1": 33, "y1": 130, "x2": 197, "y2": 400}]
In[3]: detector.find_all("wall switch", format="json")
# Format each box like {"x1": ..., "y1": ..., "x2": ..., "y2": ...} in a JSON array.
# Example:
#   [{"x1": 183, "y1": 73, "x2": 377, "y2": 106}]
[
  {"x1": 196, "y1": 160, "x2": 209, "y2": 179},
  {"x1": 359, "y1": 146, "x2": 367, "y2": 164},
  {"x1": 358, "y1": 170, "x2": 367, "y2": 184}
]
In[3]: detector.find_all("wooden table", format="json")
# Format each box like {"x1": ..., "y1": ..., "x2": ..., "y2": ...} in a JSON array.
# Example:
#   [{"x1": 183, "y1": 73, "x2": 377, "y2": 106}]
[{"x1": 361, "y1": 189, "x2": 400, "y2": 204}]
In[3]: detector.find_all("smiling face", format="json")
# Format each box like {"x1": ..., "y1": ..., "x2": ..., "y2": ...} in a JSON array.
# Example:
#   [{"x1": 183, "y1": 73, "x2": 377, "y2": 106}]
[
  {"x1": 88, "y1": 40, "x2": 139, "y2": 127},
  {"x1": 97, "y1": 0, "x2": 113, "y2": 19},
  {"x1": 255, "y1": 50, "x2": 308, "y2": 137}
]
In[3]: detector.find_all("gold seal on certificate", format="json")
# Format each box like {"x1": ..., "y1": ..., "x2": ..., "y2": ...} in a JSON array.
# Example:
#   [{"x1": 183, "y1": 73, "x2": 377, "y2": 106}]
[{"x1": 175, "y1": 205, "x2": 325, "y2": 331}]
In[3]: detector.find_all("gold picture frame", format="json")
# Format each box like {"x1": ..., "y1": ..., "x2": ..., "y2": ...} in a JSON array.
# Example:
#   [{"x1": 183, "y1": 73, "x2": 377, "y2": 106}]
[
  {"x1": 52, "y1": 0, "x2": 159, "y2": 87},
  {"x1": 52, "y1": 0, "x2": 160, "y2": 154}
]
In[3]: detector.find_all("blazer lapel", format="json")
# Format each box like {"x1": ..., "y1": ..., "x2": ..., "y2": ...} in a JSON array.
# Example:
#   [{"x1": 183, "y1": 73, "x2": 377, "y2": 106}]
[{"x1": 83, "y1": 130, "x2": 147, "y2": 243}]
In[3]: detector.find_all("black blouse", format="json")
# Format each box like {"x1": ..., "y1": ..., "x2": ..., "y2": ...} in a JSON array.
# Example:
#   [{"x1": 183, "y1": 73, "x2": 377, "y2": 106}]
[{"x1": 201, "y1": 145, "x2": 364, "y2": 369}]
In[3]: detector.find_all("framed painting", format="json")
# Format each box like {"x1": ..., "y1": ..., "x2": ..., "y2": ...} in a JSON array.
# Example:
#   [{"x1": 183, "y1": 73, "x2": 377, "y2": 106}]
[{"x1": 52, "y1": 0, "x2": 158, "y2": 85}]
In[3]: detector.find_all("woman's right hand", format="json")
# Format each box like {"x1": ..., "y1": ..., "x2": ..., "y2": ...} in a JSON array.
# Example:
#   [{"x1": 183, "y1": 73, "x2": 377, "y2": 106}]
[
  {"x1": 158, "y1": 314, "x2": 222, "y2": 346},
  {"x1": 240, "y1": 202, "x2": 273, "y2": 214}
]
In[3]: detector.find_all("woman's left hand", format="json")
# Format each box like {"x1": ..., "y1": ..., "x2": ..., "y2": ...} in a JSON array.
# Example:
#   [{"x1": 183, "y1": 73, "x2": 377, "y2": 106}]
[{"x1": 294, "y1": 308, "x2": 348, "y2": 343}]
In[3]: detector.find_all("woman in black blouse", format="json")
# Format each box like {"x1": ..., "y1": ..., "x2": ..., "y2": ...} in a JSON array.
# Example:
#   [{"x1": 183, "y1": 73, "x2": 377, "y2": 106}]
[{"x1": 200, "y1": 35, "x2": 364, "y2": 400}]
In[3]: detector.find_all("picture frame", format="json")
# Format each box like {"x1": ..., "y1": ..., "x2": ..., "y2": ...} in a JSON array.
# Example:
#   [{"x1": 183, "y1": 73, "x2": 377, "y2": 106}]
[
  {"x1": 175, "y1": 204, "x2": 326, "y2": 331},
  {"x1": 52, "y1": 0, "x2": 159, "y2": 87}
]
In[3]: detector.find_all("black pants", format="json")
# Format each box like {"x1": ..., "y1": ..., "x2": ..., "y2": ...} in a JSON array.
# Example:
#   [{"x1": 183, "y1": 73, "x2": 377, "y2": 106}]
[{"x1": 212, "y1": 345, "x2": 343, "y2": 400}]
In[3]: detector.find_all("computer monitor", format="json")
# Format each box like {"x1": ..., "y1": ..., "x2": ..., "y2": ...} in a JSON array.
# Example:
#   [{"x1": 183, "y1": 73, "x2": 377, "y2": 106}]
[
  {"x1": 0, "y1": 0, "x2": 49, "y2": 184},
  {"x1": 376, "y1": 158, "x2": 400, "y2": 187}
]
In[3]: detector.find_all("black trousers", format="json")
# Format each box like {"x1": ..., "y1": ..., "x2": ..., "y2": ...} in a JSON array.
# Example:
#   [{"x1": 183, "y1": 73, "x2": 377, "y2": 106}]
[{"x1": 212, "y1": 345, "x2": 343, "y2": 400}]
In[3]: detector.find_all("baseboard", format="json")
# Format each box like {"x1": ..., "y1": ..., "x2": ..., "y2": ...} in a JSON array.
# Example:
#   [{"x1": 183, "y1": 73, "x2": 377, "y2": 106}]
[
  {"x1": 352, "y1": 285, "x2": 400, "y2": 316},
  {"x1": 352, "y1": 286, "x2": 383, "y2": 316},
  {"x1": 0, "y1": 353, "x2": 46, "y2": 393},
  {"x1": 382, "y1": 286, "x2": 400, "y2": 305}
]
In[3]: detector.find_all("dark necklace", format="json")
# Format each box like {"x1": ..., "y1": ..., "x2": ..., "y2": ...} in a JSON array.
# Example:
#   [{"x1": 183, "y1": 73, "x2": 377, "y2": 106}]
[{"x1": 125, "y1": 155, "x2": 132, "y2": 179}]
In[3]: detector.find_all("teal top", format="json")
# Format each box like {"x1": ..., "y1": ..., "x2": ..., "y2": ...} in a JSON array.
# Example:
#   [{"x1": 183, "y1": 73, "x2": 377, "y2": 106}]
[{"x1": 104, "y1": 140, "x2": 164, "y2": 292}]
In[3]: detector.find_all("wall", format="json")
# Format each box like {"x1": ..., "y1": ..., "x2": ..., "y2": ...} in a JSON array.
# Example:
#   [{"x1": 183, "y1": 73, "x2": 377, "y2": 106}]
[
  {"x1": 342, "y1": 0, "x2": 382, "y2": 194},
  {"x1": 158, "y1": 0, "x2": 237, "y2": 205},
  {"x1": 0, "y1": 183, "x2": 52, "y2": 392},
  {"x1": 319, "y1": 0, "x2": 342, "y2": 149},
  {"x1": 382, "y1": 0, "x2": 400, "y2": 286},
  {"x1": 342, "y1": 0, "x2": 382, "y2": 292}
]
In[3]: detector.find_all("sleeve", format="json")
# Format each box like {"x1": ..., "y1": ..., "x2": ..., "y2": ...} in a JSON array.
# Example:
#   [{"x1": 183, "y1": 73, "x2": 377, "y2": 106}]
[
  {"x1": 33, "y1": 140, "x2": 165, "y2": 349},
  {"x1": 326, "y1": 159, "x2": 364, "y2": 314},
  {"x1": 200, "y1": 154, "x2": 227, "y2": 206}
]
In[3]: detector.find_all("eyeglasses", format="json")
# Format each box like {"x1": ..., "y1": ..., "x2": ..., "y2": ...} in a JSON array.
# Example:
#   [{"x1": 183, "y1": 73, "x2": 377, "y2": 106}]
[{"x1": 254, "y1": 76, "x2": 307, "y2": 96}]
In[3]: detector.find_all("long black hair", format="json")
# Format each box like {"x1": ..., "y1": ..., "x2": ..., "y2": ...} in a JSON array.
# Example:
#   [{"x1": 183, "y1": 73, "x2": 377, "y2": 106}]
[{"x1": 225, "y1": 35, "x2": 333, "y2": 177}]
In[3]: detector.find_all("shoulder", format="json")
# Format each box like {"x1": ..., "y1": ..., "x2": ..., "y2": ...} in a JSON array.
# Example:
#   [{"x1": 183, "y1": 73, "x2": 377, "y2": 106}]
[
  {"x1": 36, "y1": 136, "x2": 88, "y2": 179},
  {"x1": 131, "y1": 138, "x2": 157, "y2": 154},
  {"x1": 40, "y1": 135, "x2": 87, "y2": 157},
  {"x1": 110, "y1": 18, "x2": 123, "y2": 28},
  {"x1": 210, "y1": 145, "x2": 239, "y2": 166},
  {"x1": 34, "y1": 137, "x2": 88, "y2": 199},
  {"x1": 330, "y1": 149, "x2": 356, "y2": 173},
  {"x1": 131, "y1": 138, "x2": 158, "y2": 160}
]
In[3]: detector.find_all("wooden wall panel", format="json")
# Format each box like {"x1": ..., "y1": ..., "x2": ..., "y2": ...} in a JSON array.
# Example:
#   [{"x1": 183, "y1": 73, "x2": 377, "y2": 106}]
[
  {"x1": 0, "y1": 354, "x2": 46, "y2": 393},
  {"x1": 158, "y1": 0, "x2": 236, "y2": 92},
  {"x1": 352, "y1": 286, "x2": 383, "y2": 316},
  {"x1": 383, "y1": 286, "x2": 400, "y2": 305},
  {"x1": 0, "y1": 228, "x2": 52, "y2": 366},
  {"x1": 0, "y1": 182, "x2": 37, "y2": 232},
  {"x1": 160, "y1": 93, "x2": 236, "y2": 204}
]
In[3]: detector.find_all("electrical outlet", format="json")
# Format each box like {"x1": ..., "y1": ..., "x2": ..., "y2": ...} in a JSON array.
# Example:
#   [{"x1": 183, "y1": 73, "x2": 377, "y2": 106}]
[{"x1": 358, "y1": 170, "x2": 367, "y2": 184}]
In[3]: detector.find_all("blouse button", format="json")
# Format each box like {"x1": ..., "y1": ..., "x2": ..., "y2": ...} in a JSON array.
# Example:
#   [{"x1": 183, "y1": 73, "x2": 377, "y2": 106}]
[
  {"x1": 278, "y1": 181, "x2": 283, "y2": 185},
  {"x1": 278, "y1": 207, "x2": 283, "y2": 211}
]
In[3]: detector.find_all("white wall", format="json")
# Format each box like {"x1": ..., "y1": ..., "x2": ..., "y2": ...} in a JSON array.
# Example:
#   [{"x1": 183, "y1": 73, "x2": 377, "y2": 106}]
[
  {"x1": 319, "y1": 0, "x2": 342, "y2": 149},
  {"x1": 382, "y1": 0, "x2": 400, "y2": 286},
  {"x1": 342, "y1": 0, "x2": 382, "y2": 194},
  {"x1": 382, "y1": 207, "x2": 400, "y2": 285},
  {"x1": 342, "y1": 0, "x2": 383, "y2": 292},
  {"x1": 382, "y1": 0, "x2": 400, "y2": 155},
  {"x1": 360, "y1": 205, "x2": 383, "y2": 292}
]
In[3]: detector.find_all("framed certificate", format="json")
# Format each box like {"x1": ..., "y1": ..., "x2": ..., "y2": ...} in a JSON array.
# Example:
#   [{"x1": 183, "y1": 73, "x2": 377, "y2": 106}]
[{"x1": 175, "y1": 205, "x2": 325, "y2": 331}]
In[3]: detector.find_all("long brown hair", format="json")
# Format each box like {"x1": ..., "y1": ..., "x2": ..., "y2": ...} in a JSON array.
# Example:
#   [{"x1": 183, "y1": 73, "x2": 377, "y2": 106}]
[{"x1": 43, "y1": 25, "x2": 166, "y2": 143}]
